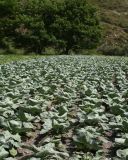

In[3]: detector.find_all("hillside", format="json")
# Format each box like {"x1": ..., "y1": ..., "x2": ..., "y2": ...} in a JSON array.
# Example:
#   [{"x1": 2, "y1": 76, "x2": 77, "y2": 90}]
[
  {"x1": 0, "y1": 0, "x2": 127, "y2": 55},
  {"x1": 90, "y1": 0, "x2": 128, "y2": 55}
]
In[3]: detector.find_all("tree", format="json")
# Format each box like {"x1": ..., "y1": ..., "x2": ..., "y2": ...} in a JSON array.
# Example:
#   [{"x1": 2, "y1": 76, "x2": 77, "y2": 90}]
[
  {"x1": 0, "y1": 0, "x2": 54, "y2": 54},
  {"x1": 0, "y1": 0, "x2": 18, "y2": 50},
  {"x1": 0, "y1": 0, "x2": 17, "y2": 17},
  {"x1": 11, "y1": 0, "x2": 55, "y2": 54},
  {"x1": 50, "y1": 0, "x2": 101, "y2": 54},
  {"x1": 0, "y1": 0, "x2": 101, "y2": 54}
]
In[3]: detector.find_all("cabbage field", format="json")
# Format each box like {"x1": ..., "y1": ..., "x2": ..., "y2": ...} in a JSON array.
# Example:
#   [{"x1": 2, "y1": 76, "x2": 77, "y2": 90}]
[{"x1": 0, "y1": 56, "x2": 128, "y2": 160}]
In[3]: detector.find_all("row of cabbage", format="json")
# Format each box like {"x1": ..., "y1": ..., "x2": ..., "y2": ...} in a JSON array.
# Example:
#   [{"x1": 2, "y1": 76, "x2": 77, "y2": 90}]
[{"x1": 0, "y1": 56, "x2": 128, "y2": 160}]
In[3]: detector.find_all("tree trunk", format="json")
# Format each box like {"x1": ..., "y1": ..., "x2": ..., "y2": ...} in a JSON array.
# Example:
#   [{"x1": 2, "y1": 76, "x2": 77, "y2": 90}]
[{"x1": 63, "y1": 46, "x2": 70, "y2": 55}]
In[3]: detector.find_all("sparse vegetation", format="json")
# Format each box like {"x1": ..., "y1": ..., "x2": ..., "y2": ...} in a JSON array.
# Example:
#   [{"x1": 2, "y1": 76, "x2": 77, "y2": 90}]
[{"x1": 90, "y1": 0, "x2": 128, "y2": 55}]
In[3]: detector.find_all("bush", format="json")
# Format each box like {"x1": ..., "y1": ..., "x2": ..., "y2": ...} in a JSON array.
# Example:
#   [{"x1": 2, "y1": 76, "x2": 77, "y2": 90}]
[
  {"x1": 122, "y1": 45, "x2": 128, "y2": 56},
  {"x1": 98, "y1": 44, "x2": 128, "y2": 56}
]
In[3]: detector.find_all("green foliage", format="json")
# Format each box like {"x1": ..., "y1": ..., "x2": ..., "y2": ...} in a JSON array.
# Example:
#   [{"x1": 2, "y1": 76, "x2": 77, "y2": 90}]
[
  {"x1": 51, "y1": 0, "x2": 101, "y2": 54},
  {"x1": 0, "y1": 0, "x2": 17, "y2": 17},
  {"x1": 0, "y1": 0, "x2": 101, "y2": 54},
  {"x1": 0, "y1": 56, "x2": 128, "y2": 159},
  {"x1": 99, "y1": 44, "x2": 128, "y2": 56}
]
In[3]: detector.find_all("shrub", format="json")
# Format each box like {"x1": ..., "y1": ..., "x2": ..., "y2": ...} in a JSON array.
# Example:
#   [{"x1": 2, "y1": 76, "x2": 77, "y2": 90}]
[{"x1": 99, "y1": 44, "x2": 128, "y2": 56}]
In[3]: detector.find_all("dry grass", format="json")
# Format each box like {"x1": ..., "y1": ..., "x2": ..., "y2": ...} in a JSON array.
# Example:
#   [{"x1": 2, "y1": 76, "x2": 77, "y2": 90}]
[{"x1": 89, "y1": 0, "x2": 128, "y2": 52}]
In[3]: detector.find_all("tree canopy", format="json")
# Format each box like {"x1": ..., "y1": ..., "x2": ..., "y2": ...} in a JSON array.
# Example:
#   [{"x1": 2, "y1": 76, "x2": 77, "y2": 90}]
[{"x1": 0, "y1": 0, "x2": 101, "y2": 54}]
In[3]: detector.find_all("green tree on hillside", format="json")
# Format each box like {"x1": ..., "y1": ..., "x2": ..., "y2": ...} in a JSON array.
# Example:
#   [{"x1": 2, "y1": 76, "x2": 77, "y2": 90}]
[
  {"x1": 0, "y1": 0, "x2": 101, "y2": 54},
  {"x1": 51, "y1": 0, "x2": 101, "y2": 54},
  {"x1": 13, "y1": 0, "x2": 57, "y2": 53}
]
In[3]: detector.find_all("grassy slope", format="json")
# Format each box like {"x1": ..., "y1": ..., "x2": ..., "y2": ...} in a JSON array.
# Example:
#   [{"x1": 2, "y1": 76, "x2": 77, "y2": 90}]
[
  {"x1": 89, "y1": 0, "x2": 128, "y2": 50},
  {"x1": 0, "y1": 55, "x2": 42, "y2": 64}
]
